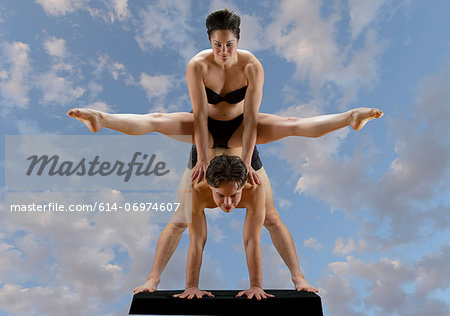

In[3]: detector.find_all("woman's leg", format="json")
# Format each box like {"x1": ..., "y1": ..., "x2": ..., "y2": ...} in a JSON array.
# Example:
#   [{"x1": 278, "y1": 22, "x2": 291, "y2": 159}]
[
  {"x1": 67, "y1": 108, "x2": 195, "y2": 142},
  {"x1": 257, "y1": 167, "x2": 318, "y2": 292},
  {"x1": 255, "y1": 107, "x2": 383, "y2": 144}
]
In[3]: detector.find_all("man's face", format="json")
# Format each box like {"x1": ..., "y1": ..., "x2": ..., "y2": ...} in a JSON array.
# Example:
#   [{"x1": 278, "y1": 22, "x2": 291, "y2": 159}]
[{"x1": 209, "y1": 181, "x2": 243, "y2": 213}]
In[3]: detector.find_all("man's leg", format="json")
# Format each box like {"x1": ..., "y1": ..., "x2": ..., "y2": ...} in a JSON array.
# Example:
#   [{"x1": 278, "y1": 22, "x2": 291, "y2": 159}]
[
  {"x1": 133, "y1": 168, "x2": 193, "y2": 293},
  {"x1": 133, "y1": 221, "x2": 188, "y2": 293},
  {"x1": 258, "y1": 167, "x2": 318, "y2": 293}
]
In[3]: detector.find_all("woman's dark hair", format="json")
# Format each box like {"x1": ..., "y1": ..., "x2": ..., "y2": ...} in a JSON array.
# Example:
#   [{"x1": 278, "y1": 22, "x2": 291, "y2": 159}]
[
  {"x1": 206, "y1": 8, "x2": 241, "y2": 40},
  {"x1": 206, "y1": 155, "x2": 247, "y2": 188}
]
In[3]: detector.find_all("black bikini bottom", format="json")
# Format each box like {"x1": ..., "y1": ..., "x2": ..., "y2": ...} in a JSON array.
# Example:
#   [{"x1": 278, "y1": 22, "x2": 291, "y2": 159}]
[
  {"x1": 186, "y1": 115, "x2": 263, "y2": 171},
  {"x1": 187, "y1": 144, "x2": 263, "y2": 171}
]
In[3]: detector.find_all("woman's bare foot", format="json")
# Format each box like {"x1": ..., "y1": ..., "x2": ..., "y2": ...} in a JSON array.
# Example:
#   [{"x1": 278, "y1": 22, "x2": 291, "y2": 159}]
[
  {"x1": 66, "y1": 108, "x2": 105, "y2": 133},
  {"x1": 293, "y1": 277, "x2": 319, "y2": 293},
  {"x1": 348, "y1": 107, "x2": 384, "y2": 131},
  {"x1": 133, "y1": 278, "x2": 160, "y2": 294}
]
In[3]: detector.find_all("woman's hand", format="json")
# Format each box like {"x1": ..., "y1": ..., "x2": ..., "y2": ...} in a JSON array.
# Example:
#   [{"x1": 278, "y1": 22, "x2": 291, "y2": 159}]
[
  {"x1": 191, "y1": 160, "x2": 209, "y2": 183},
  {"x1": 236, "y1": 287, "x2": 274, "y2": 300},
  {"x1": 244, "y1": 162, "x2": 260, "y2": 185},
  {"x1": 173, "y1": 287, "x2": 214, "y2": 299}
]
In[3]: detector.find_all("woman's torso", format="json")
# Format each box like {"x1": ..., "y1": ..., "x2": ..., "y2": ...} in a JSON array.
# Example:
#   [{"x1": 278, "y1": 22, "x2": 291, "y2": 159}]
[{"x1": 192, "y1": 49, "x2": 256, "y2": 120}]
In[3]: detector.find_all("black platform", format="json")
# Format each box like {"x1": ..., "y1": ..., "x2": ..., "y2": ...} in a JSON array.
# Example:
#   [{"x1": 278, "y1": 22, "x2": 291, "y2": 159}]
[{"x1": 129, "y1": 290, "x2": 323, "y2": 315}]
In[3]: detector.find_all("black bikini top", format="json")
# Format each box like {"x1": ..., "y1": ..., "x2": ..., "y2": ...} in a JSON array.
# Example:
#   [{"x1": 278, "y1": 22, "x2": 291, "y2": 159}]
[{"x1": 205, "y1": 86, "x2": 247, "y2": 104}]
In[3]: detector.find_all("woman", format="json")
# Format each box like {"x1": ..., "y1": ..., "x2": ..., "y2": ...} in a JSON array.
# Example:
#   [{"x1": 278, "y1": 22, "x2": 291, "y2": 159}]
[{"x1": 67, "y1": 9, "x2": 382, "y2": 294}]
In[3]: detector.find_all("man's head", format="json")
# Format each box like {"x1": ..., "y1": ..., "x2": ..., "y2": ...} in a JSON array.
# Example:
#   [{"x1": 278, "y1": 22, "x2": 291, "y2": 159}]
[{"x1": 206, "y1": 155, "x2": 247, "y2": 213}]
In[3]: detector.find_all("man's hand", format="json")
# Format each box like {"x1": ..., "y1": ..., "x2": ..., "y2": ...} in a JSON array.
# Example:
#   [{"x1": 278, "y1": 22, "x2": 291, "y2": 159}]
[
  {"x1": 236, "y1": 287, "x2": 274, "y2": 300},
  {"x1": 191, "y1": 160, "x2": 209, "y2": 183},
  {"x1": 244, "y1": 162, "x2": 260, "y2": 185},
  {"x1": 173, "y1": 287, "x2": 214, "y2": 299}
]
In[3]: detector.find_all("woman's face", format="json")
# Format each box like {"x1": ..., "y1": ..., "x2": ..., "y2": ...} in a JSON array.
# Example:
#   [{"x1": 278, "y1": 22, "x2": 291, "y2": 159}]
[{"x1": 210, "y1": 30, "x2": 239, "y2": 63}]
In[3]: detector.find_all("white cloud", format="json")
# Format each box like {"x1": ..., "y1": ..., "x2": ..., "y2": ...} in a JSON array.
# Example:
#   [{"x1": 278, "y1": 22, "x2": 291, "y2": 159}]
[
  {"x1": 35, "y1": 0, "x2": 87, "y2": 16},
  {"x1": 90, "y1": 54, "x2": 132, "y2": 100},
  {"x1": 43, "y1": 37, "x2": 66, "y2": 59},
  {"x1": 36, "y1": 0, "x2": 130, "y2": 24},
  {"x1": 348, "y1": 0, "x2": 388, "y2": 39},
  {"x1": 208, "y1": 223, "x2": 226, "y2": 243},
  {"x1": 37, "y1": 37, "x2": 85, "y2": 106},
  {"x1": 261, "y1": 244, "x2": 292, "y2": 289},
  {"x1": 198, "y1": 255, "x2": 226, "y2": 290},
  {"x1": 333, "y1": 237, "x2": 369, "y2": 255},
  {"x1": 319, "y1": 250, "x2": 450, "y2": 315},
  {"x1": 135, "y1": 0, "x2": 196, "y2": 61},
  {"x1": 415, "y1": 245, "x2": 450, "y2": 296},
  {"x1": 328, "y1": 29, "x2": 384, "y2": 105},
  {"x1": 275, "y1": 58, "x2": 450, "y2": 248},
  {"x1": 266, "y1": 0, "x2": 387, "y2": 105},
  {"x1": 0, "y1": 193, "x2": 166, "y2": 314},
  {"x1": 0, "y1": 41, "x2": 31, "y2": 108},
  {"x1": 112, "y1": 0, "x2": 131, "y2": 22},
  {"x1": 87, "y1": 0, "x2": 131, "y2": 23},
  {"x1": 0, "y1": 4, "x2": 7, "y2": 23},
  {"x1": 266, "y1": 0, "x2": 341, "y2": 95},
  {"x1": 79, "y1": 100, "x2": 114, "y2": 113},
  {"x1": 205, "y1": 207, "x2": 225, "y2": 221},
  {"x1": 364, "y1": 62, "x2": 450, "y2": 245},
  {"x1": 275, "y1": 196, "x2": 293, "y2": 210},
  {"x1": 239, "y1": 13, "x2": 268, "y2": 51},
  {"x1": 110, "y1": 62, "x2": 126, "y2": 80},
  {"x1": 139, "y1": 72, "x2": 174, "y2": 101},
  {"x1": 37, "y1": 69, "x2": 85, "y2": 105},
  {"x1": 0, "y1": 283, "x2": 95, "y2": 316},
  {"x1": 208, "y1": 0, "x2": 234, "y2": 11},
  {"x1": 16, "y1": 119, "x2": 43, "y2": 134},
  {"x1": 304, "y1": 237, "x2": 323, "y2": 250}
]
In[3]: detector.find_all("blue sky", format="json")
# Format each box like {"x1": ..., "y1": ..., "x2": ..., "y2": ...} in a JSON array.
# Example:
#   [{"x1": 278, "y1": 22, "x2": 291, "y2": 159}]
[{"x1": 1, "y1": 0, "x2": 449, "y2": 315}]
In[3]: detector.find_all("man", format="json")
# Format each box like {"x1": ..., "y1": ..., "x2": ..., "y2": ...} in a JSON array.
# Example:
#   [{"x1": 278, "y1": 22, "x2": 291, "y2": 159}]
[
  {"x1": 133, "y1": 152, "x2": 318, "y2": 295},
  {"x1": 174, "y1": 155, "x2": 272, "y2": 300}
]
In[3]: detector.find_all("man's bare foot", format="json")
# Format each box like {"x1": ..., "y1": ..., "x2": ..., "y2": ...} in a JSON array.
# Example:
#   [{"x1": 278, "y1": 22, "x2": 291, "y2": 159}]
[
  {"x1": 293, "y1": 277, "x2": 319, "y2": 293},
  {"x1": 133, "y1": 278, "x2": 159, "y2": 294},
  {"x1": 66, "y1": 108, "x2": 104, "y2": 133},
  {"x1": 348, "y1": 107, "x2": 384, "y2": 131}
]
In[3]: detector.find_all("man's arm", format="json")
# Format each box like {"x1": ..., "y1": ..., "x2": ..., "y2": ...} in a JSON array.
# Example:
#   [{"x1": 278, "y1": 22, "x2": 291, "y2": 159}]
[
  {"x1": 237, "y1": 185, "x2": 274, "y2": 300},
  {"x1": 173, "y1": 190, "x2": 214, "y2": 299},
  {"x1": 242, "y1": 57, "x2": 264, "y2": 185}
]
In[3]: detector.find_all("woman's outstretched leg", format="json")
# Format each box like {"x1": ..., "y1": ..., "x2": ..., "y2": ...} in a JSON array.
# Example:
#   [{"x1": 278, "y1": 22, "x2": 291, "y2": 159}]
[
  {"x1": 67, "y1": 108, "x2": 195, "y2": 138},
  {"x1": 255, "y1": 107, "x2": 383, "y2": 144}
]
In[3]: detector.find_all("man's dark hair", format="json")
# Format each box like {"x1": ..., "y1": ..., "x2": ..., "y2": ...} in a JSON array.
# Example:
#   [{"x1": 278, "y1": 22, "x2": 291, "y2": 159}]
[
  {"x1": 206, "y1": 8, "x2": 241, "y2": 40},
  {"x1": 206, "y1": 155, "x2": 247, "y2": 188}
]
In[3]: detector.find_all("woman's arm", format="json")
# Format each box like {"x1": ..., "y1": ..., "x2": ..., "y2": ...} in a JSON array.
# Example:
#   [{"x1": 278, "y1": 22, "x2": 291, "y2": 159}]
[
  {"x1": 186, "y1": 60, "x2": 210, "y2": 183},
  {"x1": 242, "y1": 58, "x2": 264, "y2": 185}
]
